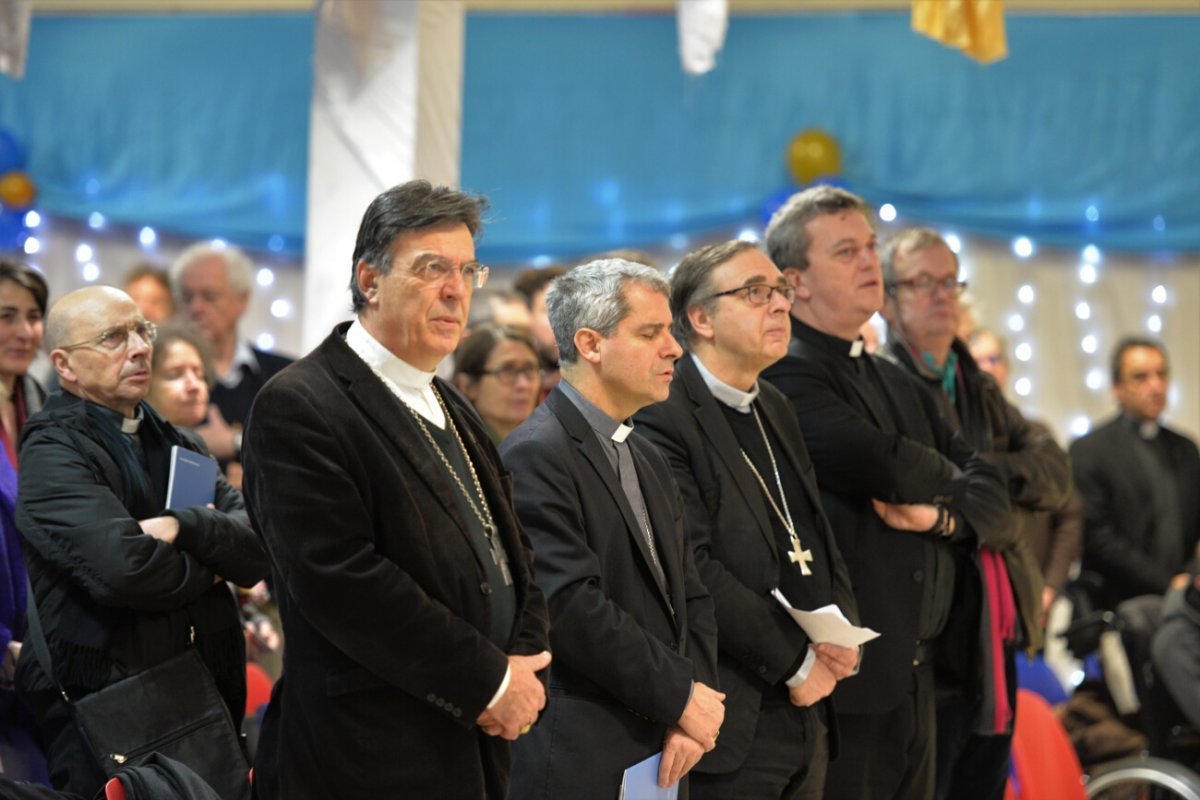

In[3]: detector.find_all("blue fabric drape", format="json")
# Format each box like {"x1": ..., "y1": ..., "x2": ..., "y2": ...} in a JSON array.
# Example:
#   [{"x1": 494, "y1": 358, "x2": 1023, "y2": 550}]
[
  {"x1": 462, "y1": 12, "x2": 1200, "y2": 261},
  {"x1": 0, "y1": 14, "x2": 314, "y2": 253}
]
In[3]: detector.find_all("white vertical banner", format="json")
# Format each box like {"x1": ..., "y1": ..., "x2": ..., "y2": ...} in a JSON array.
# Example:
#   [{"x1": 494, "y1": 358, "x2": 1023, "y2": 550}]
[
  {"x1": 302, "y1": 0, "x2": 465, "y2": 351},
  {"x1": 677, "y1": 0, "x2": 728, "y2": 76}
]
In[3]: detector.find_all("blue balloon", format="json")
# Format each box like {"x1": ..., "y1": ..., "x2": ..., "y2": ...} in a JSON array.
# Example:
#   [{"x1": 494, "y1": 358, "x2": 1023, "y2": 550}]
[
  {"x1": 0, "y1": 129, "x2": 23, "y2": 174},
  {"x1": 0, "y1": 209, "x2": 25, "y2": 250}
]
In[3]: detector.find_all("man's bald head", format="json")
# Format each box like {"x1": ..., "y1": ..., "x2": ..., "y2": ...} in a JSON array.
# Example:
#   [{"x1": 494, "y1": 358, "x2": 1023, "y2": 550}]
[{"x1": 46, "y1": 286, "x2": 135, "y2": 352}]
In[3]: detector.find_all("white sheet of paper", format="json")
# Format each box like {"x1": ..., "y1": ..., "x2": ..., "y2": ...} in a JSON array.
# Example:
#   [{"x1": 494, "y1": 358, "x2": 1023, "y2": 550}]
[{"x1": 772, "y1": 589, "x2": 881, "y2": 648}]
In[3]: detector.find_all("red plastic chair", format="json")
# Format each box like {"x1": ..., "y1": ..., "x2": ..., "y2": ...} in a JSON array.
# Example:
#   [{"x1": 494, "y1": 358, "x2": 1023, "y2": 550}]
[
  {"x1": 245, "y1": 661, "x2": 274, "y2": 718},
  {"x1": 1006, "y1": 688, "x2": 1087, "y2": 800}
]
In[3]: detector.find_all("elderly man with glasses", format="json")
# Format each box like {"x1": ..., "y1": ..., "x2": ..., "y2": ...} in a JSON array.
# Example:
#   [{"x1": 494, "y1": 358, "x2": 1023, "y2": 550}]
[
  {"x1": 241, "y1": 180, "x2": 551, "y2": 800},
  {"x1": 879, "y1": 228, "x2": 1070, "y2": 800},
  {"x1": 15, "y1": 286, "x2": 267, "y2": 796}
]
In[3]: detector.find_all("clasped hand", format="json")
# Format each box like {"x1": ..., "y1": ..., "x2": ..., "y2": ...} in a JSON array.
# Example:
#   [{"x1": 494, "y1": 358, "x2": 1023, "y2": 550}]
[{"x1": 476, "y1": 650, "x2": 551, "y2": 740}]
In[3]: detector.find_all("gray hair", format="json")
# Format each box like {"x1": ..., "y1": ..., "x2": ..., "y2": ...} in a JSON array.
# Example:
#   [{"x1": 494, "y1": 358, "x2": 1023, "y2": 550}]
[
  {"x1": 880, "y1": 227, "x2": 957, "y2": 288},
  {"x1": 669, "y1": 240, "x2": 760, "y2": 347},
  {"x1": 765, "y1": 185, "x2": 869, "y2": 271},
  {"x1": 547, "y1": 259, "x2": 669, "y2": 365},
  {"x1": 170, "y1": 242, "x2": 254, "y2": 297}
]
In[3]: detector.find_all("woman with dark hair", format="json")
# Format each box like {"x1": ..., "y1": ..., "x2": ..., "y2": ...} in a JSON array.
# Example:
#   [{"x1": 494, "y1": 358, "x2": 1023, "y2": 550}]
[
  {"x1": 146, "y1": 323, "x2": 214, "y2": 431},
  {"x1": 0, "y1": 259, "x2": 49, "y2": 783},
  {"x1": 452, "y1": 323, "x2": 542, "y2": 444}
]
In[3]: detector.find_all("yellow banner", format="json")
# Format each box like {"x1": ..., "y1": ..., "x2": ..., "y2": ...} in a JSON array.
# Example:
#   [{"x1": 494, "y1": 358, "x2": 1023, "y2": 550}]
[{"x1": 912, "y1": 0, "x2": 1008, "y2": 64}]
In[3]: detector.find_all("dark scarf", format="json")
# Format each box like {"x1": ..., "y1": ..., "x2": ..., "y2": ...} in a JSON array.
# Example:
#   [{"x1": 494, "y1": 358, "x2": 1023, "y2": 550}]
[{"x1": 53, "y1": 400, "x2": 244, "y2": 718}]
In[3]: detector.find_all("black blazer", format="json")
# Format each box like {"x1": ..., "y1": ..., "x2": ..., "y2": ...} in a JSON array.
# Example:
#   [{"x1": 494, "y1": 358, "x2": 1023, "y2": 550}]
[
  {"x1": 242, "y1": 324, "x2": 549, "y2": 800},
  {"x1": 1071, "y1": 415, "x2": 1200, "y2": 608},
  {"x1": 761, "y1": 319, "x2": 1009, "y2": 715},
  {"x1": 502, "y1": 386, "x2": 719, "y2": 800},
  {"x1": 635, "y1": 353, "x2": 858, "y2": 773}
]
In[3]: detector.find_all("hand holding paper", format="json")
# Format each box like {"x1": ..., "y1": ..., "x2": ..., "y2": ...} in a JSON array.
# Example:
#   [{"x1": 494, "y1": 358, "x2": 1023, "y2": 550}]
[{"x1": 771, "y1": 589, "x2": 880, "y2": 648}]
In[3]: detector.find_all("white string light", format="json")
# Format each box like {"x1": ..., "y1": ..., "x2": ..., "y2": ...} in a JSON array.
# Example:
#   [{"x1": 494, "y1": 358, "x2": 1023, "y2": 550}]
[
  {"x1": 1017, "y1": 284, "x2": 1035, "y2": 304},
  {"x1": 256, "y1": 268, "x2": 275, "y2": 287},
  {"x1": 1079, "y1": 263, "x2": 1097, "y2": 284},
  {"x1": 878, "y1": 203, "x2": 897, "y2": 222},
  {"x1": 1075, "y1": 301, "x2": 1091, "y2": 320},
  {"x1": 23, "y1": 237, "x2": 40, "y2": 255},
  {"x1": 23, "y1": 211, "x2": 40, "y2": 228},
  {"x1": 1070, "y1": 416, "x2": 1091, "y2": 437},
  {"x1": 75, "y1": 243, "x2": 94, "y2": 263},
  {"x1": 1147, "y1": 314, "x2": 1162, "y2": 333},
  {"x1": 81, "y1": 263, "x2": 100, "y2": 282},
  {"x1": 1081, "y1": 334, "x2": 1098, "y2": 354},
  {"x1": 1082, "y1": 244, "x2": 1101, "y2": 263},
  {"x1": 1014, "y1": 377, "x2": 1032, "y2": 397},
  {"x1": 1012, "y1": 237, "x2": 1034, "y2": 259},
  {"x1": 88, "y1": 212, "x2": 106, "y2": 230},
  {"x1": 270, "y1": 299, "x2": 291, "y2": 319},
  {"x1": 1086, "y1": 369, "x2": 1104, "y2": 391},
  {"x1": 1152, "y1": 285, "x2": 1168, "y2": 304},
  {"x1": 1014, "y1": 342, "x2": 1032, "y2": 362},
  {"x1": 943, "y1": 233, "x2": 962, "y2": 254},
  {"x1": 736, "y1": 228, "x2": 759, "y2": 243},
  {"x1": 1007, "y1": 313, "x2": 1025, "y2": 332},
  {"x1": 138, "y1": 227, "x2": 157, "y2": 247},
  {"x1": 256, "y1": 333, "x2": 276, "y2": 351}
]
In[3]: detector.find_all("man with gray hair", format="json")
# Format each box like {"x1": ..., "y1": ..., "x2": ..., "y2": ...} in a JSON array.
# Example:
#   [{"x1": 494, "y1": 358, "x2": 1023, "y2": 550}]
[
  {"x1": 171, "y1": 243, "x2": 292, "y2": 460},
  {"x1": 636, "y1": 240, "x2": 859, "y2": 799},
  {"x1": 879, "y1": 227, "x2": 1070, "y2": 800},
  {"x1": 760, "y1": 186, "x2": 1009, "y2": 800},
  {"x1": 502, "y1": 259, "x2": 723, "y2": 799}
]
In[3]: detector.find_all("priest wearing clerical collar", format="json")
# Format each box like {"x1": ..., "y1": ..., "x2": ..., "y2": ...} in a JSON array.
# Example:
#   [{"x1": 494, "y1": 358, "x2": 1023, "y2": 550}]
[
  {"x1": 501, "y1": 259, "x2": 723, "y2": 800},
  {"x1": 634, "y1": 239, "x2": 860, "y2": 800},
  {"x1": 759, "y1": 185, "x2": 1009, "y2": 800},
  {"x1": 16, "y1": 286, "x2": 266, "y2": 797},
  {"x1": 241, "y1": 180, "x2": 551, "y2": 800},
  {"x1": 879, "y1": 228, "x2": 1071, "y2": 800},
  {"x1": 1070, "y1": 337, "x2": 1200, "y2": 611}
]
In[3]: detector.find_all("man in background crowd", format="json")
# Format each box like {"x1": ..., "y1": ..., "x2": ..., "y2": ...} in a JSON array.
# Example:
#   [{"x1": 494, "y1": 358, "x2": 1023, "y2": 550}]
[
  {"x1": 761, "y1": 186, "x2": 1009, "y2": 800},
  {"x1": 880, "y1": 228, "x2": 1070, "y2": 800},
  {"x1": 512, "y1": 265, "x2": 566, "y2": 398},
  {"x1": 170, "y1": 243, "x2": 292, "y2": 461},
  {"x1": 1070, "y1": 337, "x2": 1200, "y2": 610}
]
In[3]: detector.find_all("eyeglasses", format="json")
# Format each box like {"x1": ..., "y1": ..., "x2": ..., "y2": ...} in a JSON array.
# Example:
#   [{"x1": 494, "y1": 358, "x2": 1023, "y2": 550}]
[
  {"x1": 704, "y1": 284, "x2": 796, "y2": 307},
  {"x1": 475, "y1": 364, "x2": 542, "y2": 386},
  {"x1": 887, "y1": 276, "x2": 968, "y2": 297},
  {"x1": 61, "y1": 320, "x2": 158, "y2": 353},
  {"x1": 409, "y1": 257, "x2": 490, "y2": 290}
]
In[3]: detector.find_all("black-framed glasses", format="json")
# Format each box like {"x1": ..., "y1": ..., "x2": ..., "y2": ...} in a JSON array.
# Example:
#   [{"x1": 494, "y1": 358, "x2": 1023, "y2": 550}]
[
  {"x1": 887, "y1": 276, "x2": 968, "y2": 297},
  {"x1": 475, "y1": 364, "x2": 543, "y2": 386},
  {"x1": 704, "y1": 283, "x2": 796, "y2": 307},
  {"x1": 408, "y1": 256, "x2": 490, "y2": 290},
  {"x1": 60, "y1": 320, "x2": 158, "y2": 353}
]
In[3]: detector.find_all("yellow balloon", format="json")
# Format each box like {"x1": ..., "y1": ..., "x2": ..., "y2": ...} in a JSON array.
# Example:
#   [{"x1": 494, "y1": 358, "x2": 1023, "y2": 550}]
[
  {"x1": 787, "y1": 129, "x2": 841, "y2": 185},
  {"x1": 0, "y1": 171, "x2": 36, "y2": 211}
]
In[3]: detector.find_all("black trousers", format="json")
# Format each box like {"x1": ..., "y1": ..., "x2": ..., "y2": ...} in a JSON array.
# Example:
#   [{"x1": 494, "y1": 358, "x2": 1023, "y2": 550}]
[
  {"x1": 824, "y1": 663, "x2": 936, "y2": 800},
  {"x1": 691, "y1": 691, "x2": 828, "y2": 800},
  {"x1": 934, "y1": 646, "x2": 1017, "y2": 800}
]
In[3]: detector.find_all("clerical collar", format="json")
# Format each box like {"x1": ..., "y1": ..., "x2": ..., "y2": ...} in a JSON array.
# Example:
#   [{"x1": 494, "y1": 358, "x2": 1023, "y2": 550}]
[
  {"x1": 791, "y1": 317, "x2": 866, "y2": 359},
  {"x1": 93, "y1": 403, "x2": 143, "y2": 434},
  {"x1": 690, "y1": 353, "x2": 759, "y2": 414},
  {"x1": 345, "y1": 319, "x2": 444, "y2": 427},
  {"x1": 1121, "y1": 413, "x2": 1160, "y2": 439},
  {"x1": 558, "y1": 379, "x2": 633, "y2": 443}
]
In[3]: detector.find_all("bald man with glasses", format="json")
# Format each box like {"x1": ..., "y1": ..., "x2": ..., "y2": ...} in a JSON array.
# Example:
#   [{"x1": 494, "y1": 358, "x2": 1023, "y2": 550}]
[{"x1": 15, "y1": 286, "x2": 266, "y2": 796}]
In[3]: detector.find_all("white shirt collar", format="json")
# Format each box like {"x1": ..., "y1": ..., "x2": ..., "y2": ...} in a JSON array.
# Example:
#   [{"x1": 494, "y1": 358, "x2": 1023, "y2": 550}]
[
  {"x1": 345, "y1": 319, "x2": 445, "y2": 427},
  {"x1": 216, "y1": 339, "x2": 261, "y2": 388},
  {"x1": 691, "y1": 353, "x2": 760, "y2": 414}
]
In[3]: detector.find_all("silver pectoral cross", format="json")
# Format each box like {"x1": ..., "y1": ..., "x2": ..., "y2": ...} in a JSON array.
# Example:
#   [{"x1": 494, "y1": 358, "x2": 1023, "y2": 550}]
[
  {"x1": 789, "y1": 535, "x2": 814, "y2": 576},
  {"x1": 485, "y1": 523, "x2": 514, "y2": 586}
]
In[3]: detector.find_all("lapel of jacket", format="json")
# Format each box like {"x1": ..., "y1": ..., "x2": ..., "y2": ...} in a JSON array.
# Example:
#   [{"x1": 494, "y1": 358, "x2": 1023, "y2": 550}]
[
  {"x1": 679, "y1": 355, "x2": 775, "y2": 552},
  {"x1": 323, "y1": 330, "x2": 477, "y2": 548},
  {"x1": 545, "y1": 389, "x2": 675, "y2": 612}
]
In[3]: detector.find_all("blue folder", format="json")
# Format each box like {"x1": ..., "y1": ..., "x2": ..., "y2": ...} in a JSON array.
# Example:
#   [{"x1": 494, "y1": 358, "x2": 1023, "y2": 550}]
[{"x1": 165, "y1": 445, "x2": 218, "y2": 510}]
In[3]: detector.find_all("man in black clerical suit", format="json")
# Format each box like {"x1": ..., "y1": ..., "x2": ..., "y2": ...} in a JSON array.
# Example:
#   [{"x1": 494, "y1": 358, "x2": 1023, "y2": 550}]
[
  {"x1": 243, "y1": 181, "x2": 551, "y2": 799},
  {"x1": 502, "y1": 259, "x2": 723, "y2": 800},
  {"x1": 880, "y1": 228, "x2": 1072, "y2": 800},
  {"x1": 635, "y1": 240, "x2": 860, "y2": 800},
  {"x1": 760, "y1": 186, "x2": 1010, "y2": 800},
  {"x1": 1071, "y1": 337, "x2": 1200, "y2": 610}
]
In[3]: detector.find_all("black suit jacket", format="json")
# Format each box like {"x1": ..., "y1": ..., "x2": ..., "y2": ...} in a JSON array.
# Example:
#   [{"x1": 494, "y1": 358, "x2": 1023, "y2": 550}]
[
  {"x1": 635, "y1": 353, "x2": 858, "y2": 773},
  {"x1": 502, "y1": 386, "x2": 719, "y2": 800},
  {"x1": 762, "y1": 319, "x2": 1009, "y2": 715},
  {"x1": 1071, "y1": 415, "x2": 1200, "y2": 608},
  {"x1": 211, "y1": 345, "x2": 292, "y2": 427},
  {"x1": 242, "y1": 324, "x2": 549, "y2": 800}
]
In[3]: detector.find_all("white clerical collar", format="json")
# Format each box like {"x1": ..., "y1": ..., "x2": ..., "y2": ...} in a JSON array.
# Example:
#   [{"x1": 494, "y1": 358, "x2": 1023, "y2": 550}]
[
  {"x1": 1139, "y1": 420, "x2": 1160, "y2": 439},
  {"x1": 691, "y1": 353, "x2": 759, "y2": 415},
  {"x1": 558, "y1": 379, "x2": 633, "y2": 443},
  {"x1": 345, "y1": 319, "x2": 445, "y2": 427},
  {"x1": 121, "y1": 408, "x2": 143, "y2": 434},
  {"x1": 849, "y1": 338, "x2": 865, "y2": 358}
]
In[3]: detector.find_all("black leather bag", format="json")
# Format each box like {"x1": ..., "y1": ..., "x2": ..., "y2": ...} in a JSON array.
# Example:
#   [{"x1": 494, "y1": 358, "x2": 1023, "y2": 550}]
[
  {"x1": 71, "y1": 647, "x2": 249, "y2": 799},
  {"x1": 24, "y1": 580, "x2": 249, "y2": 800}
]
